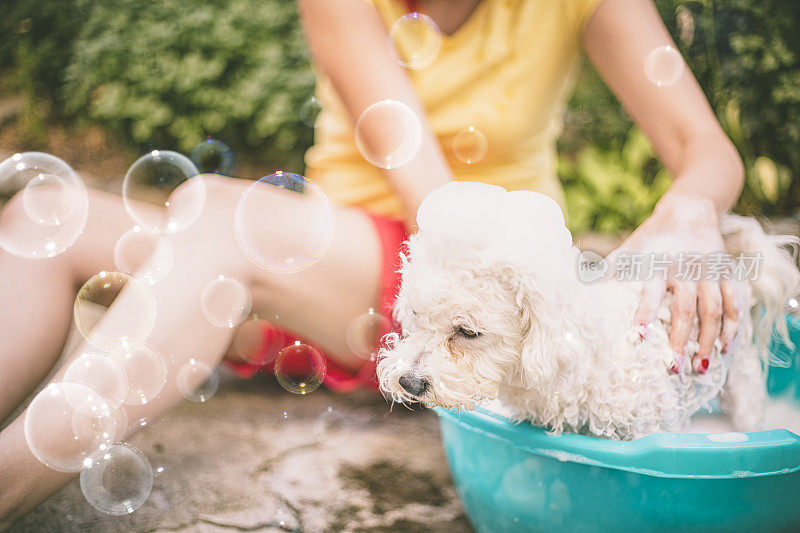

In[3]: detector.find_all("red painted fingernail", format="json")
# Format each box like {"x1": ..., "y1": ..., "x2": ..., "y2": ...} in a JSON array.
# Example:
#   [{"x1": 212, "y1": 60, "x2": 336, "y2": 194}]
[
  {"x1": 694, "y1": 357, "x2": 709, "y2": 374},
  {"x1": 637, "y1": 322, "x2": 649, "y2": 341},
  {"x1": 669, "y1": 352, "x2": 686, "y2": 374}
]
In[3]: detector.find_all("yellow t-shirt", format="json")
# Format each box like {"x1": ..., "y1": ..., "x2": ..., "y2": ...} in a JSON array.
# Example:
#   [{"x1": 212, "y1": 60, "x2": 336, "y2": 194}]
[{"x1": 305, "y1": 0, "x2": 603, "y2": 218}]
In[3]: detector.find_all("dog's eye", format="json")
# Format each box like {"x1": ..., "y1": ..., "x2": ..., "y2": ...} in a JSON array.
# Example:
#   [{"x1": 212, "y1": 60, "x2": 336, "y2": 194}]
[{"x1": 456, "y1": 326, "x2": 481, "y2": 338}]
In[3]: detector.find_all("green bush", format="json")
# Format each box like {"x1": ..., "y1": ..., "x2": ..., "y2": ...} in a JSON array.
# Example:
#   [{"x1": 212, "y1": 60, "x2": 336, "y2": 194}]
[
  {"x1": 0, "y1": 0, "x2": 84, "y2": 100},
  {"x1": 63, "y1": 0, "x2": 315, "y2": 171},
  {"x1": 561, "y1": 128, "x2": 671, "y2": 234},
  {"x1": 561, "y1": 0, "x2": 800, "y2": 225},
  {"x1": 0, "y1": 0, "x2": 87, "y2": 143}
]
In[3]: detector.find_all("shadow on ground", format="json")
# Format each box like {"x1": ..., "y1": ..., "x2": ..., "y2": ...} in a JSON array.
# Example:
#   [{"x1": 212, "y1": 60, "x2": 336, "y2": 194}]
[{"x1": 10, "y1": 371, "x2": 473, "y2": 533}]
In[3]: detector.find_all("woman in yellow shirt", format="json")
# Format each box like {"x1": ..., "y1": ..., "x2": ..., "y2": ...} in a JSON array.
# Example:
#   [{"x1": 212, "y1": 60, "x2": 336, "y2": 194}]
[{"x1": 0, "y1": 0, "x2": 745, "y2": 521}]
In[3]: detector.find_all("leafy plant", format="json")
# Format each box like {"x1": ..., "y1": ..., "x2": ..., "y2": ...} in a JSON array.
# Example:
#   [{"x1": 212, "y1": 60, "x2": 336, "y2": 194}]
[
  {"x1": 561, "y1": 128, "x2": 671, "y2": 234},
  {"x1": 63, "y1": 0, "x2": 315, "y2": 171}
]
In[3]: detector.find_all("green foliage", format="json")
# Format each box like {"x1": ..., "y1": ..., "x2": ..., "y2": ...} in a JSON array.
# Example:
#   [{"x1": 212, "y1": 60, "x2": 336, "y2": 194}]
[
  {"x1": 561, "y1": 128, "x2": 671, "y2": 234},
  {"x1": 0, "y1": 0, "x2": 87, "y2": 143},
  {"x1": 3, "y1": 0, "x2": 799, "y2": 228},
  {"x1": 63, "y1": 0, "x2": 315, "y2": 171},
  {"x1": 0, "y1": 0, "x2": 85, "y2": 101},
  {"x1": 562, "y1": 0, "x2": 800, "y2": 228}
]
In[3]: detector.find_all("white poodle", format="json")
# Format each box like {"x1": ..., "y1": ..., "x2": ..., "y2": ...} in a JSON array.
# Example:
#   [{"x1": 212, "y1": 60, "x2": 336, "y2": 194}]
[{"x1": 377, "y1": 182, "x2": 799, "y2": 440}]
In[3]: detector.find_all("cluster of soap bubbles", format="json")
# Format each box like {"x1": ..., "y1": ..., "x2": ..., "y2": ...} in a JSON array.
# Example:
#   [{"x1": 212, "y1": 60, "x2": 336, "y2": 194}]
[
  {"x1": 5, "y1": 122, "x2": 388, "y2": 517},
  {"x1": 25, "y1": 338, "x2": 191, "y2": 515},
  {"x1": 24, "y1": 266, "x2": 175, "y2": 514},
  {"x1": 24, "y1": 378, "x2": 152, "y2": 515},
  {"x1": 354, "y1": 13, "x2": 494, "y2": 170}
]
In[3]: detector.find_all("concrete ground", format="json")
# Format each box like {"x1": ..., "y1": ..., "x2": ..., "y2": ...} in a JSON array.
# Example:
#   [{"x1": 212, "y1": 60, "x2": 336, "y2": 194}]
[{"x1": 10, "y1": 370, "x2": 474, "y2": 533}]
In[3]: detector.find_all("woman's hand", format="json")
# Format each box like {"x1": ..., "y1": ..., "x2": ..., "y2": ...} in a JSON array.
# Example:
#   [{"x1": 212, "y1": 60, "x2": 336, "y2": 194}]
[{"x1": 610, "y1": 191, "x2": 739, "y2": 374}]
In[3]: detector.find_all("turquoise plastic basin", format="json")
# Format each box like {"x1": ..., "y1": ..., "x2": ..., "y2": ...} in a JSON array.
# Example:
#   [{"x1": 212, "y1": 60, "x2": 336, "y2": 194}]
[{"x1": 436, "y1": 315, "x2": 800, "y2": 533}]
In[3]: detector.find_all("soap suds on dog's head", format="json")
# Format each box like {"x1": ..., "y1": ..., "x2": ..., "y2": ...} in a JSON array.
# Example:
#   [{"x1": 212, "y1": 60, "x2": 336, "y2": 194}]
[{"x1": 415, "y1": 181, "x2": 573, "y2": 277}]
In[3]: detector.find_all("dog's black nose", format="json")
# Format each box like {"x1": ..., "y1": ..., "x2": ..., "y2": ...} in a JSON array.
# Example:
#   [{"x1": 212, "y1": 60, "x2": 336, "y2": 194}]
[{"x1": 398, "y1": 374, "x2": 429, "y2": 397}]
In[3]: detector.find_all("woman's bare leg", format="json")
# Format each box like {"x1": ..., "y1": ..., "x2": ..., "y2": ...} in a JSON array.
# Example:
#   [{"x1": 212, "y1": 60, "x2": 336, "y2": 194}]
[
  {"x1": 0, "y1": 185, "x2": 163, "y2": 423},
  {"x1": 0, "y1": 175, "x2": 383, "y2": 527},
  {"x1": 0, "y1": 252, "x2": 75, "y2": 424}
]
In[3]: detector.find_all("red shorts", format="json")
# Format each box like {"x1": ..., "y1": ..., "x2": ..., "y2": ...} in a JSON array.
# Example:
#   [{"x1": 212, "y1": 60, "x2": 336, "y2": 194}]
[{"x1": 223, "y1": 212, "x2": 408, "y2": 393}]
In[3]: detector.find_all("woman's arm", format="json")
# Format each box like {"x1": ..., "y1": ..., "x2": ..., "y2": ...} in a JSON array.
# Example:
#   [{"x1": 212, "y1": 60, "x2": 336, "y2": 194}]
[
  {"x1": 298, "y1": 0, "x2": 453, "y2": 228},
  {"x1": 582, "y1": 0, "x2": 743, "y2": 372},
  {"x1": 583, "y1": 0, "x2": 743, "y2": 212}
]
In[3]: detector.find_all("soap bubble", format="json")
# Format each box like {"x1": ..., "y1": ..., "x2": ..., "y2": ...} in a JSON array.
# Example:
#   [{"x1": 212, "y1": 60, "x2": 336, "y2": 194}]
[
  {"x1": 354, "y1": 100, "x2": 422, "y2": 169},
  {"x1": 388, "y1": 12, "x2": 442, "y2": 70},
  {"x1": 235, "y1": 172, "x2": 335, "y2": 273},
  {"x1": 274, "y1": 508, "x2": 293, "y2": 529},
  {"x1": 74, "y1": 271, "x2": 157, "y2": 351},
  {"x1": 452, "y1": 126, "x2": 489, "y2": 165},
  {"x1": 644, "y1": 45, "x2": 684, "y2": 87},
  {"x1": 80, "y1": 443, "x2": 153, "y2": 515},
  {"x1": 130, "y1": 417, "x2": 153, "y2": 431},
  {"x1": 64, "y1": 353, "x2": 128, "y2": 410},
  {"x1": 200, "y1": 275, "x2": 252, "y2": 328},
  {"x1": 109, "y1": 343, "x2": 168, "y2": 406},
  {"x1": 313, "y1": 406, "x2": 351, "y2": 446},
  {"x1": 787, "y1": 297, "x2": 799, "y2": 314},
  {"x1": 299, "y1": 96, "x2": 321, "y2": 128},
  {"x1": 24, "y1": 383, "x2": 123, "y2": 472},
  {"x1": 231, "y1": 316, "x2": 272, "y2": 365},
  {"x1": 114, "y1": 226, "x2": 174, "y2": 285},
  {"x1": 346, "y1": 307, "x2": 391, "y2": 360},
  {"x1": 23, "y1": 172, "x2": 74, "y2": 225},
  {"x1": 122, "y1": 150, "x2": 204, "y2": 233},
  {"x1": 189, "y1": 138, "x2": 235, "y2": 176},
  {"x1": 0, "y1": 152, "x2": 89, "y2": 258},
  {"x1": 176, "y1": 359, "x2": 219, "y2": 403},
  {"x1": 274, "y1": 342, "x2": 326, "y2": 395}
]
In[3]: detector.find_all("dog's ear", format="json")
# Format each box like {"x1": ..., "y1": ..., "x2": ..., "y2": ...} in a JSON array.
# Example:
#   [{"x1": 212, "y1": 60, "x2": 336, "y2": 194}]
[
  {"x1": 512, "y1": 267, "x2": 585, "y2": 390},
  {"x1": 515, "y1": 272, "x2": 560, "y2": 388}
]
